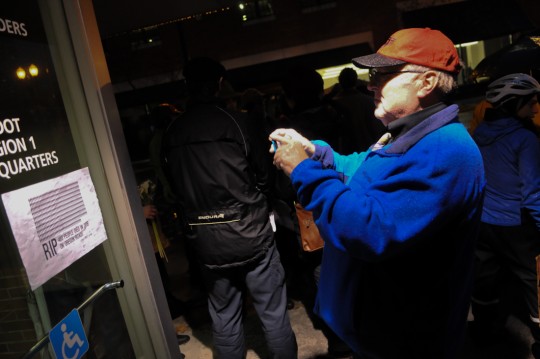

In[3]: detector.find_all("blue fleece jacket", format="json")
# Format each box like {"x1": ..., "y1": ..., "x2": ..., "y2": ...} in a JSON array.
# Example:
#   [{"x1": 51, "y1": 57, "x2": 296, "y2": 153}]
[
  {"x1": 473, "y1": 109, "x2": 540, "y2": 228},
  {"x1": 291, "y1": 104, "x2": 485, "y2": 358}
]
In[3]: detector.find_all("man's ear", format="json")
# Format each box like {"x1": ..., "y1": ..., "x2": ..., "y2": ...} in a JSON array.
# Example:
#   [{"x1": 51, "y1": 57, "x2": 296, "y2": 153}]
[{"x1": 417, "y1": 71, "x2": 438, "y2": 99}]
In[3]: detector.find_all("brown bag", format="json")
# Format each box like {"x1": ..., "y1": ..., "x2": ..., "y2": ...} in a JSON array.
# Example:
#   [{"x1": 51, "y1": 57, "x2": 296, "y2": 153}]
[{"x1": 294, "y1": 202, "x2": 324, "y2": 252}]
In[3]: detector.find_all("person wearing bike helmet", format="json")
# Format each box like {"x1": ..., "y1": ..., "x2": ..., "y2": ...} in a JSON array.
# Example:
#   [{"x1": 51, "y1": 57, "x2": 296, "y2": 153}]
[{"x1": 471, "y1": 73, "x2": 540, "y2": 358}]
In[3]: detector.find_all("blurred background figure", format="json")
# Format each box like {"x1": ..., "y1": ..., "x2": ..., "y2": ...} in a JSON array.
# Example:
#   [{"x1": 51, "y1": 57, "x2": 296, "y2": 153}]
[
  {"x1": 217, "y1": 79, "x2": 241, "y2": 112},
  {"x1": 148, "y1": 103, "x2": 204, "y2": 297},
  {"x1": 280, "y1": 64, "x2": 343, "y2": 149},
  {"x1": 470, "y1": 73, "x2": 540, "y2": 359},
  {"x1": 148, "y1": 103, "x2": 181, "y2": 205},
  {"x1": 330, "y1": 67, "x2": 386, "y2": 154},
  {"x1": 140, "y1": 194, "x2": 190, "y2": 347},
  {"x1": 274, "y1": 64, "x2": 353, "y2": 358},
  {"x1": 240, "y1": 87, "x2": 276, "y2": 137}
]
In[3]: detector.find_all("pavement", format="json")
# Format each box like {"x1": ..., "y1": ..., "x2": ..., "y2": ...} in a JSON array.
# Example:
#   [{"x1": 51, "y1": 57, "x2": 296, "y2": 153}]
[
  {"x1": 172, "y1": 300, "x2": 534, "y2": 359},
  {"x1": 173, "y1": 298, "x2": 331, "y2": 359},
  {"x1": 164, "y1": 238, "x2": 535, "y2": 359}
]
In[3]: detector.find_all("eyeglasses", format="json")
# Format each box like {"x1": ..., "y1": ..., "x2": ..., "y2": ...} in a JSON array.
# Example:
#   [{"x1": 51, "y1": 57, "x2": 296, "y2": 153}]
[{"x1": 368, "y1": 69, "x2": 426, "y2": 84}]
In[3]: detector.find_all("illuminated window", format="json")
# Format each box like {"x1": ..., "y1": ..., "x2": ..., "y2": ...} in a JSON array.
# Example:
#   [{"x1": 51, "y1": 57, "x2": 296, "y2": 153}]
[
  {"x1": 317, "y1": 64, "x2": 369, "y2": 90},
  {"x1": 455, "y1": 35, "x2": 512, "y2": 84},
  {"x1": 238, "y1": 1, "x2": 275, "y2": 24}
]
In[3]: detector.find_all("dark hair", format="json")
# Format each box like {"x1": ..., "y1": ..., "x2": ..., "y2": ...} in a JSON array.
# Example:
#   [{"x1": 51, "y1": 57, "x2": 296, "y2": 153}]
[
  {"x1": 281, "y1": 65, "x2": 323, "y2": 111},
  {"x1": 183, "y1": 57, "x2": 225, "y2": 96},
  {"x1": 338, "y1": 68, "x2": 358, "y2": 90}
]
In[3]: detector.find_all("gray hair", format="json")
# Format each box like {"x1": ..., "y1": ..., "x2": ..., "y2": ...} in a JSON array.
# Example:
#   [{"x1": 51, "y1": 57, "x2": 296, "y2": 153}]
[{"x1": 404, "y1": 64, "x2": 458, "y2": 97}]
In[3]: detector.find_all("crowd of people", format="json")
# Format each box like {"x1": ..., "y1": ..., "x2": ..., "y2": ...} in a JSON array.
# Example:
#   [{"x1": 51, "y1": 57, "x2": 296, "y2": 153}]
[{"x1": 131, "y1": 27, "x2": 540, "y2": 359}]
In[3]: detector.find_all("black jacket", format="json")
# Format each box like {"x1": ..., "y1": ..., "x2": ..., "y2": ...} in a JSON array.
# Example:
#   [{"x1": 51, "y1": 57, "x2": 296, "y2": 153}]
[{"x1": 163, "y1": 99, "x2": 273, "y2": 269}]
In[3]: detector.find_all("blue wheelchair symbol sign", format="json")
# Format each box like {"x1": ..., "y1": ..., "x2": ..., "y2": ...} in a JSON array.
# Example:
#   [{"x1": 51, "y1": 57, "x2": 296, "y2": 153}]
[{"x1": 49, "y1": 309, "x2": 89, "y2": 359}]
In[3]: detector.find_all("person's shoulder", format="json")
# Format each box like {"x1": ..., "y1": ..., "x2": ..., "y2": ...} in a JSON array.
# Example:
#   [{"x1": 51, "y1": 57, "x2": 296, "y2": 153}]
[
  {"x1": 417, "y1": 120, "x2": 477, "y2": 155},
  {"x1": 218, "y1": 108, "x2": 251, "y2": 131},
  {"x1": 417, "y1": 126, "x2": 483, "y2": 179},
  {"x1": 438, "y1": 120, "x2": 476, "y2": 142},
  {"x1": 513, "y1": 126, "x2": 540, "y2": 146},
  {"x1": 439, "y1": 122, "x2": 483, "y2": 160}
]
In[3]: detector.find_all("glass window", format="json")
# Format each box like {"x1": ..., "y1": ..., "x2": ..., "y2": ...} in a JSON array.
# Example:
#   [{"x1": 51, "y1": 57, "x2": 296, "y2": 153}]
[
  {"x1": 455, "y1": 35, "x2": 512, "y2": 85},
  {"x1": 238, "y1": 0, "x2": 275, "y2": 24},
  {"x1": 0, "y1": 1, "x2": 139, "y2": 358},
  {"x1": 317, "y1": 64, "x2": 369, "y2": 90}
]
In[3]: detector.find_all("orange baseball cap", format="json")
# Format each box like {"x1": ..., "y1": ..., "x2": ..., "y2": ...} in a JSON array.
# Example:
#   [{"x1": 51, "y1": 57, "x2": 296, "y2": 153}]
[{"x1": 352, "y1": 28, "x2": 461, "y2": 74}]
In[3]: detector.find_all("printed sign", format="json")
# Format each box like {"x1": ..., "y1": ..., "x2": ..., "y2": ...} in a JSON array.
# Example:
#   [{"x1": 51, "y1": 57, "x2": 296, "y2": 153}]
[
  {"x1": 1, "y1": 167, "x2": 107, "y2": 290},
  {"x1": 49, "y1": 309, "x2": 89, "y2": 359},
  {"x1": 0, "y1": 3, "x2": 80, "y2": 196}
]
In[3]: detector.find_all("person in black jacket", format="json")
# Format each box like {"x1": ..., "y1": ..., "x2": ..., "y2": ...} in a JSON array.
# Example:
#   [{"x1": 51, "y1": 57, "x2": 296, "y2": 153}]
[{"x1": 163, "y1": 57, "x2": 297, "y2": 359}]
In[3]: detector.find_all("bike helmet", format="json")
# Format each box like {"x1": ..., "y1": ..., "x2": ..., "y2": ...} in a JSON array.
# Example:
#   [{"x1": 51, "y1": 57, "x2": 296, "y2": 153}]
[{"x1": 486, "y1": 73, "x2": 540, "y2": 108}]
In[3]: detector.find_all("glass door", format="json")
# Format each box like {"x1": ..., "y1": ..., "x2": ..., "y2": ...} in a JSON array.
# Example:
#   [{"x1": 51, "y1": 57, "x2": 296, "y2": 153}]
[{"x1": 0, "y1": 1, "x2": 179, "y2": 358}]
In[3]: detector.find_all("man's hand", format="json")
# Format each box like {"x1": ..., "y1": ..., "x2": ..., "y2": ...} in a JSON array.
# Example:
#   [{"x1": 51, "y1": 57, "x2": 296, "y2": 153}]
[
  {"x1": 269, "y1": 129, "x2": 313, "y2": 177},
  {"x1": 269, "y1": 129, "x2": 315, "y2": 156},
  {"x1": 143, "y1": 204, "x2": 158, "y2": 219}
]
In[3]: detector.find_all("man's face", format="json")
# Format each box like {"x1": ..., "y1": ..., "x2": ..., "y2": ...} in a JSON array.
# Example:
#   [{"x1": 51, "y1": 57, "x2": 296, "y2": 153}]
[
  {"x1": 367, "y1": 66, "x2": 424, "y2": 126},
  {"x1": 516, "y1": 95, "x2": 539, "y2": 120}
]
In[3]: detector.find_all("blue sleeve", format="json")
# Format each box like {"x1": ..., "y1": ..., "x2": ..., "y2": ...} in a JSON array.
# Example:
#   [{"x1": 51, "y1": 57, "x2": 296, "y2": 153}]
[
  {"x1": 518, "y1": 132, "x2": 540, "y2": 229},
  {"x1": 311, "y1": 141, "x2": 368, "y2": 184},
  {"x1": 292, "y1": 129, "x2": 484, "y2": 261}
]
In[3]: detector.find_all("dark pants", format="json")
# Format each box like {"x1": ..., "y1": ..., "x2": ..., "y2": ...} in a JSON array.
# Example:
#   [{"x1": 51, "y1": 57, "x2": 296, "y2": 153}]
[
  {"x1": 472, "y1": 220, "x2": 540, "y2": 343},
  {"x1": 201, "y1": 243, "x2": 298, "y2": 359}
]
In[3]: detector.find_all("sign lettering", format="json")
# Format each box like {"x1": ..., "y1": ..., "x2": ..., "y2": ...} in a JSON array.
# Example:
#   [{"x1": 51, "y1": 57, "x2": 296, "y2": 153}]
[{"x1": 0, "y1": 117, "x2": 60, "y2": 179}]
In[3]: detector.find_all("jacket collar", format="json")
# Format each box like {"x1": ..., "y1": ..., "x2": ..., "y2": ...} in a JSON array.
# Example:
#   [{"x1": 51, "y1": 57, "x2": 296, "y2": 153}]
[{"x1": 385, "y1": 103, "x2": 459, "y2": 154}]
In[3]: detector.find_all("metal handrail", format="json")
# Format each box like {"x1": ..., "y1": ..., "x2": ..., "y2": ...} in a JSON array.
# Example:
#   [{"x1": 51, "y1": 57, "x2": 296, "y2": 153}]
[{"x1": 21, "y1": 280, "x2": 124, "y2": 359}]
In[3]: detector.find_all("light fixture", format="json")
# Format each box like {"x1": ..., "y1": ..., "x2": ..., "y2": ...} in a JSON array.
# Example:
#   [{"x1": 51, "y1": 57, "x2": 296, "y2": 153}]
[
  {"x1": 456, "y1": 41, "x2": 479, "y2": 48},
  {"x1": 28, "y1": 64, "x2": 39, "y2": 77},
  {"x1": 16, "y1": 67, "x2": 26, "y2": 80},
  {"x1": 318, "y1": 64, "x2": 368, "y2": 80}
]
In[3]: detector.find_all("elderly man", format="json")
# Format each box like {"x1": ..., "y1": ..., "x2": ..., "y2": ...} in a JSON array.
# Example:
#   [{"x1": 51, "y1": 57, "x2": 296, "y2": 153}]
[{"x1": 270, "y1": 28, "x2": 485, "y2": 359}]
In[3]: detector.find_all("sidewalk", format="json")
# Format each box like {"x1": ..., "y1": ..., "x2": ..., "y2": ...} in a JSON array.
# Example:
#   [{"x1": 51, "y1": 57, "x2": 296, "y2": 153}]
[
  {"x1": 165, "y1": 240, "x2": 535, "y2": 359},
  {"x1": 173, "y1": 299, "x2": 331, "y2": 359},
  {"x1": 173, "y1": 298, "x2": 534, "y2": 359}
]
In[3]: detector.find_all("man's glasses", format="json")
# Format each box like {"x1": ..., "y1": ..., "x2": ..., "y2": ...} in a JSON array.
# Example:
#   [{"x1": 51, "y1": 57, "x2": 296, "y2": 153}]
[{"x1": 368, "y1": 69, "x2": 426, "y2": 84}]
